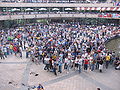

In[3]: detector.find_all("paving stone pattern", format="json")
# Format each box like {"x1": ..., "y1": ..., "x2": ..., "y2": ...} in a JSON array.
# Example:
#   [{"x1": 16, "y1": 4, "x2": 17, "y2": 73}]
[{"x1": 0, "y1": 54, "x2": 120, "y2": 90}]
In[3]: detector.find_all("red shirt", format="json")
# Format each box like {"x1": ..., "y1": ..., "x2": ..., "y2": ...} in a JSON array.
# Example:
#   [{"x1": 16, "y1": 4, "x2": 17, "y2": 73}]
[
  {"x1": 13, "y1": 46, "x2": 17, "y2": 52},
  {"x1": 84, "y1": 59, "x2": 89, "y2": 64}
]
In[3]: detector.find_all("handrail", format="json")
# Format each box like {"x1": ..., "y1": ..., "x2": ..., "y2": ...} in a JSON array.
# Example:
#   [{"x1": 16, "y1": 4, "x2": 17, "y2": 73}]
[
  {"x1": 0, "y1": 2, "x2": 114, "y2": 7},
  {"x1": 0, "y1": 13, "x2": 119, "y2": 21}
]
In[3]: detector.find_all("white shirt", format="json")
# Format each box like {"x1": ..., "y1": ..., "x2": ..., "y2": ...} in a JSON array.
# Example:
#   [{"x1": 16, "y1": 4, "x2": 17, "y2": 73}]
[{"x1": 78, "y1": 58, "x2": 83, "y2": 65}]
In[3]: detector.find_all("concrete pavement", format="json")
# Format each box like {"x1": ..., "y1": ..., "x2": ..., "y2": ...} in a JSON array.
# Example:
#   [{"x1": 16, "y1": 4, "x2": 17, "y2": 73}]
[{"x1": 0, "y1": 54, "x2": 120, "y2": 90}]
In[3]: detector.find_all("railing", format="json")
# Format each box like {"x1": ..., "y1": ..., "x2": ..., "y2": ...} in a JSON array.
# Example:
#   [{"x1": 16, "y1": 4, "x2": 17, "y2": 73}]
[
  {"x1": 0, "y1": 2, "x2": 114, "y2": 7},
  {"x1": 0, "y1": 0, "x2": 107, "y2": 3},
  {"x1": 0, "y1": 13, "x2": 119, "y2": 21}
]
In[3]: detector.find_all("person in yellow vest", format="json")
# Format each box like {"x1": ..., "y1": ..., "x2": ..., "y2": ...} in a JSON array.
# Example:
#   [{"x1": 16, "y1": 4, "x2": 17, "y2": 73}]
[
  {"x1": 52, "y1": 54, "x2": 57, "y2": 60},
  {"x1": 105, "y1": 54, "x2": 111, "y2": 69},
  {"x1": 9, "y1": 44, "x2": 13, "y2": 54}
]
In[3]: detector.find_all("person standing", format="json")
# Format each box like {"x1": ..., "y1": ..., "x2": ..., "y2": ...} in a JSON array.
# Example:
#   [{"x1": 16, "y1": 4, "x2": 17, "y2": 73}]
[
  {"x1": 77, "y1": 56, "x2": 83, "y2": 73},
  {"x1": 53, "y1": 60, "x2": 57, "y2": 76},
  {"x1": 2, "y1": 45, "x2": 7, "y2": 58},
  {"x1": 105, "y1": 54, "x2": 110, "y2": 69},
  {"x1": 44, "y1": 56, "x2": 50, "y2": 71},
  {"x1": 84, "y1": 57, "x2": 89, "y2": 70},
  {"x1": 64, "y1": 57, "x2": 68, "y2": 72},
  {"x1": 99, "y1": 59, "x2": 104, "y2": 72},
  {"x1": 89, "y1": 56, "x2": 95, "y2": 71},
  {"x1": 0, "y1": 49, "x2": 5, "y2": 59},
  {"x1": 9, "y1": 44, "x2": 13, "y2": 55},
  {"x1": 26, "y1": 47, "x2": 31, "y2": 58},
  {"x1": 13, "y1": 45, "x2": 18, "y2": 56},
  {"x1": 58, "y1": 57, "x2": 62, "y2": 73}
]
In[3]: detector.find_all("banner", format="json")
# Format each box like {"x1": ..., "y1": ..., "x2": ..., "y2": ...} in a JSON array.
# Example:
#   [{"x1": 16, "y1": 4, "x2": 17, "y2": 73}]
[
  {"x1": 98, "y1": 13, "x2": 120, "y2": 18},
  {"x1": 116, "y1": 2, "x2": 120, "y2": 6}
]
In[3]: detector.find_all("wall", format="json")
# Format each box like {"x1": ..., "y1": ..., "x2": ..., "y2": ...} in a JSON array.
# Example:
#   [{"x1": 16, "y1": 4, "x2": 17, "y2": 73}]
[{"x1": 0, "y1": 2, "x2": 114, "y2": 7}]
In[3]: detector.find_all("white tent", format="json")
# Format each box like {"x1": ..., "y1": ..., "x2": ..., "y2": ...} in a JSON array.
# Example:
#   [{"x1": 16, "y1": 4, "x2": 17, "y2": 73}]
[
  {"x1": 101, "y1": 7, "x2": 106, "y2": 11},
  {"x1": 91, "y1": 7, "x2": 95, "y2": 10},
  {"x1": 81, "y1": 7, "x2": 85, "y2": 10},
  {"x1": 106, "y1": 7, "x2": 111, "y2": 11},
  {"x1": 117, "y1": 7, "x2": 120, "y2": 11},
  {"x1": 52, "y1": 8, "x2": 59, "y2": 11},
  {"x1": 112, "y1": 7, "x2": 118, "y2": 11},
  {"x1": 86, "y1": 7, "x2": 90, "y2": 10},
  {"x1": 39, "y1": 8, "x2": 47, "y2": 11},
  {"x1": 96, "y1": 7, "x2": 101, "y2": 10},
  {"x1": 65, "y1": 8, "x2": 73, "y2": 10},
  {"x1": 11, "y1": 8, "x2": 20, "y2": 11},
  {"x1": 25, "y1": 8, "x2": 33, "y2": 11},
  {"x1": 76, "y1": 7, "x2": 80, "y2": 10}
]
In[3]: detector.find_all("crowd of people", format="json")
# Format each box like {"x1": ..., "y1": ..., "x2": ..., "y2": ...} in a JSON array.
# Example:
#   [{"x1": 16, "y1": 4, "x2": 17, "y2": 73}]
[{"x1": 0, "y1": 22, "x2": 120, "y2": 76}]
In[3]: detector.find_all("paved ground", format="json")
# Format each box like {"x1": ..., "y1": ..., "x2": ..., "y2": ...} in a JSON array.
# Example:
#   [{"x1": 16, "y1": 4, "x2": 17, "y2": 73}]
[{"x1": 0, "y1": 53, "x2": 120, "y2": 90}]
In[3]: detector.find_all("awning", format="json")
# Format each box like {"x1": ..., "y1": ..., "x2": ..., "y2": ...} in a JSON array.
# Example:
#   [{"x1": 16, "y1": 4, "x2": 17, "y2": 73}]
[
  {"x1": 96, "y1": 7, "x2": 101, "y2": 10},
  {"x1": 86, "y1": 7, "x2": 90, "y2": 10},
  {"x1": 76, "y1": 7, "x2": 80, "y2": 10},
  {"x1": 101, "y1": 7, "x2": 107, "y2": 11},
  {"x1": 101, "y1": 7, "x2": 120, "y2": 11},
  {"x1": 109, "y1": 7, "x2": 114, "y2": 11},
  {"x1": 75, "y1": 7, "x2": 120, "y2": 11},
  {"x1": 11, "y1": 8, "x2": 20, "y2": 11},
  {"x1": 39, "y1": 8, "x2": 47, "y2": 11},
  {"x1": 91, "y1": 7, "x2": 96, "y2": 10},
  {"x1": 117, "y1": 7, "x2": 120, "y2": 11},
  {"x1": 112, "y1": 7, "x2": 119, "y2": 11},
  {"x1": 81, "y1": 7, "x2": 85, "y2": 10},
  {"x1": 65, "y1": 8, "x2": 73, "y2": 10},
  {"x1": 106, "y1": 7, "x2": 111, "y2": 11},
  {"x1": 52, "y1": 8, "x2": 59, "y2": 11},
  {"x1": 25, "y1": 8, "x2": 33, "y2": 11}
]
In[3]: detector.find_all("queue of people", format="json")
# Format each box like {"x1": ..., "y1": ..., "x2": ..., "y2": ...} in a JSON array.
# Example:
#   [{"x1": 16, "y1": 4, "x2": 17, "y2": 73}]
[{"x1": 0, "y1": 22, "x2": 120, "y2": 76}]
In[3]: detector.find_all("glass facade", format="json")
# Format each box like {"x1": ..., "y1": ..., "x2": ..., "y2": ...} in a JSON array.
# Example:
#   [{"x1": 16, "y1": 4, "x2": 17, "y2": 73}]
[
  {"x1": 0, "y1": 0, "x2": 119, "y2": 29},
  {"x1": 0, "y1": 18, "x2": 119, "y2": 29},
  {"x1": 0, "y1": 7, "x2": 119, "y2": 15}
]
